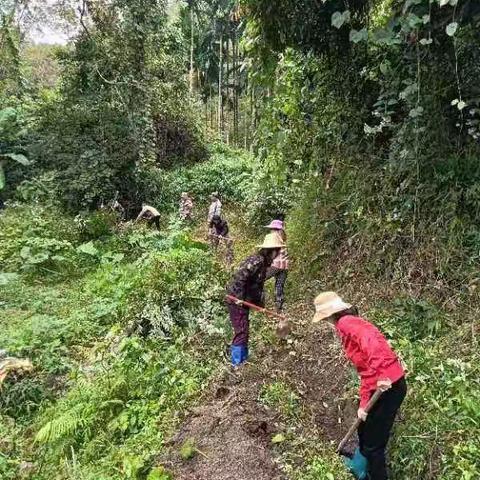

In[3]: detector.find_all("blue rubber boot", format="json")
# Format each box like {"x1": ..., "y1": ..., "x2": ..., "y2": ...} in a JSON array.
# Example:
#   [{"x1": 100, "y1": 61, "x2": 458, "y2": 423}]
[
  {"x1": 343, "y1": 448, "x2": 368, "y2": 479},
  {"x1": 231, "y1": 345, "x2": 248, "y2": 366}
]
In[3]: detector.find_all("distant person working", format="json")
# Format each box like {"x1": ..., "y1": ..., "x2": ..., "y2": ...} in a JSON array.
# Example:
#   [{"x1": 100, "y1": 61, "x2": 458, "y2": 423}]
[{"x1": 136, "y1": 203, "x2": 161, "y2": 230}]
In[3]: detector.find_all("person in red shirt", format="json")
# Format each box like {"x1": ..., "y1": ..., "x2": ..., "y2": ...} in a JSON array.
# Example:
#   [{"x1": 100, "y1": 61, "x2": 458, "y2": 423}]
[{"x1": 312, "y1": 291, "x2": 407, "y2": 480}]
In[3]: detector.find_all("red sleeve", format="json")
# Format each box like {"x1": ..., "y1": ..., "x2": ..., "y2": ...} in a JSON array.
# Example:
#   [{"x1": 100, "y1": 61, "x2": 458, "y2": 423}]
[
  {"x1": 359, "y1": 381, "x2": 372, "y2": 409},
  {"x1": 338, "y1": 317, "x2": 395, "y2": 408}
]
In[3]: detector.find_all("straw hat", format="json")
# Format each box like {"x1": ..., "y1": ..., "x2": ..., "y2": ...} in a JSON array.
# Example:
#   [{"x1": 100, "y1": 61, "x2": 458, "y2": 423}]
[
  {"x1": 265, "y1": 219, "x2": 284, "y2": 230},
  {"x1": 257, "y1": 232, "x2": 286, "y2": 249},
  {"x1": 312, "y1": 292, "x2": 351, "y2": 323}
]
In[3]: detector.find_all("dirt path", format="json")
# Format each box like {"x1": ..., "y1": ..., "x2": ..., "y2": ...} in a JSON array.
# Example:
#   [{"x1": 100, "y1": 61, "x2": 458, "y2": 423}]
[{"x1": 161, "y1": 303, "x2": 357, "y2": 480}]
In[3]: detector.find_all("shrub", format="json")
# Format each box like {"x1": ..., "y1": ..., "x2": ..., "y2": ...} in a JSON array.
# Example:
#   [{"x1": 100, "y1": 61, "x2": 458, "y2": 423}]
[
  {"x1": 138, "y1": 143, "x2": 254, "y2": 212},
  {"x1": 0, "y1": 204, "x2": 79, "y2": 274}
]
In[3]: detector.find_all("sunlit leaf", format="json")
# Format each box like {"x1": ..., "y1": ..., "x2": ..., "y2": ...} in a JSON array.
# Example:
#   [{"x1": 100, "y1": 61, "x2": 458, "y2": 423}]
[
  {"x1": 77, "y1": 241, "x2": 99, "y2": 256},
  {"x1": 0, "y1": 153, "x2": 30, "y2": 165},
  {"x1": 0, "y1": 163, "x2": 4, "y2": 190},
  {"x1": 271, "y1": 433, "x2": 286, "y2": 443},
  {"x1": 446, "y1": 22, "x2": 458, "y2": 36},
  {"x1": 0, "y1": 272, "x2": 19, "y2": 286},
  {"x1": 350, "y1": 28, "x2": 368, "y2": 44},
  {"x1": 331, "y1": 10, "x2": 349, "y2": 29}
]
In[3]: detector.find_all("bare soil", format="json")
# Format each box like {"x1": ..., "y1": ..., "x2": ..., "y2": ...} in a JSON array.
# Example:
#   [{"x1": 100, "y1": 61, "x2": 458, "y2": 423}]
[{"x1": 161, "y1": 302, "x2": 357, "y2": 480}]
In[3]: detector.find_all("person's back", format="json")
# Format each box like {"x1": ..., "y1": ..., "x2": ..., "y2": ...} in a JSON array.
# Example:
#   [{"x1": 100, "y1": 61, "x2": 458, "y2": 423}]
[
  {"x1": 143, "y1": 205, "x2": 160, "y2": 217},
  {"x1": 208, "y1": 194, "x2": 222, "y2": 222},
  {"x1": 136, "y1": 203, "x2": 161, "y2": 230}
]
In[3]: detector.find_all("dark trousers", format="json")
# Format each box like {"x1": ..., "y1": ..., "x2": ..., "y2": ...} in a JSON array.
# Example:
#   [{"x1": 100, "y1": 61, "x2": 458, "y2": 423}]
[
  {"x1": 228, "y1": 304, "x2": 250, "y2": 346},
  {"x1": 148, "y1": 215, "x2": 160, "y2": 230},
  {"x1": 266, "y1": 267, "x2": 288, "y2": 311},
  {"x1": 358, "y1": 376, "x2": 407, "y2": 480}
]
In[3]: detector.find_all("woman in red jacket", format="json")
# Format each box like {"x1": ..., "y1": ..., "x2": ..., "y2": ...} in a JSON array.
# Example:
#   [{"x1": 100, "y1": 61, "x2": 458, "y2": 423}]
[{"x1": 312, "y1": 291, "x2": 407, "y2": 480}]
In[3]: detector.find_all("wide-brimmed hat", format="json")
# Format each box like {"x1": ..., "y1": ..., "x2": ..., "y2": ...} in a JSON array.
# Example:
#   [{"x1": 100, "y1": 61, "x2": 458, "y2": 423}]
[
  {"x1": 265, "y1": 219, "x2": 284, "y2": 230},
  {"x1": 312, "y1": 292, "x2": 352, "y2": 323},
  {"x1": 257, "y1": 232, "x2": 286, "y2": 249}
]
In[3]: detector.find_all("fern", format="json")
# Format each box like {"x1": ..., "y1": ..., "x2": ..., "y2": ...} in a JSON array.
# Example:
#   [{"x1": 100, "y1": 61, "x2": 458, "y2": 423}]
[{"x1": 35, "y1": 406, "x2": 87, "y2": 444}]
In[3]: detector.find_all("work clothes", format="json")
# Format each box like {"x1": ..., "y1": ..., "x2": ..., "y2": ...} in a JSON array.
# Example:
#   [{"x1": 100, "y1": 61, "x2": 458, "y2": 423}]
[
  {"x1": 226, "y1": 254, "x2": 269, "y2": 306},
  {"x1": 265, "y1": 266, "x2": 288, "y2": 311},
  {"x1": 112, "y1": 200, "x2": 125, "y2": 220},
  {"x1": 209, "y1": 218, "x2": 233, "y2": 264},
  {"x1": 137, "y1": 205, "x2": 160, "y2": 219},
  {"x1": 335, "y1": 315, "x2": 405, "y2": 409},
  {"x1": 137, "y1": 205, "x2": 161, "y2": 230},
  {"x1": 264, "y1": 230, "x2": 288, "y2": 311},
  {"x1": 208, "y1": 199, "x2": 222, "y2": 222},
  {"x1": 271, "y1": 230, "x2": 289, "y2": 270},
  {"x1": 148, "y1": 215, "x2": 160, "y2": 230},
  {"x1": 272, "y1": 247, "x2": 289, "y2": 270},
  {"x1": 228, "y1": 303, "x2": 250, "y2": 346},
  {"x1": 358, "y1": 377, "x2": 407, "y2": 480},
  {"x1": 179, "y1": 196, "x2": 193, "y2": 220},
  {"x1": 209, "y1": 217, "x2": 229, "y2": 237},
  {"x1": 226, "y1": 253, "x2": 271, "y2": 365}
]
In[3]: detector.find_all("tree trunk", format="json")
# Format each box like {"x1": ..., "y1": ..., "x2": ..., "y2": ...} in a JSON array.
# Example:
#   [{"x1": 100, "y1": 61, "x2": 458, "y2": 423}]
[
  {"x1": 233, "y1": 25, "x2": 239, "y2": 147},
  {"x1": 189, "y1": 5, "x2": 194, "y2": 93},
  {"x1": 218, "y1": 30, "x2": 223, "y2": 137},
  {"x1": 225, "y1": 34, "x2": 230, "y2": 145},
  {"x1": 250, "y1": 86, "x2": 255, "y2": 152}
]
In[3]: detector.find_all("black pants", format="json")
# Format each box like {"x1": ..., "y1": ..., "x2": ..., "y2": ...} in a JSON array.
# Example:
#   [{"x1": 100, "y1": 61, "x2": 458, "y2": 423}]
[
  {"x1": 358, "y1": 376, "x2": 407, "y2": 480},
  {"x1": 266, "y1": 267, "x2": 288, "y2": 311},
  {"x1": 148, "y1": 215, "x2": 160, "y2": 230}
]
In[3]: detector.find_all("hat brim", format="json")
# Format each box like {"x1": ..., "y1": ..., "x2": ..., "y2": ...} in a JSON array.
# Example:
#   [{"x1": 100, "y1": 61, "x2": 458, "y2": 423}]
[
  {"x1": 311, "y1": 301, "x2": 352, "y2": 323},
  {"x1": 257, "y1": 244, "x2": 284, "y2": 249},
  {"x1": 264, "y1": 223, "x2": 284, "y2": 230}
]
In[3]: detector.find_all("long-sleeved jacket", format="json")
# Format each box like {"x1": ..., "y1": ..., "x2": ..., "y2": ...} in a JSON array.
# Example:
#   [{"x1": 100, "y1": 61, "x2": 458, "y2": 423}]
[
  {"x1": 209, "y1": 218, "x2": 229, "y2": 237},
  {"x1": 226, "y1": 254, "x2": 268, "y2": 306},
  {"x1": 136, "y1": 205, "x2": 160, "y2": 221},
  {"x1": 336, "y1": 315, "x2": 405, "y2": 408},
  {"x1": 208, "y1": 200, "x2": 222, "y2": 222}
]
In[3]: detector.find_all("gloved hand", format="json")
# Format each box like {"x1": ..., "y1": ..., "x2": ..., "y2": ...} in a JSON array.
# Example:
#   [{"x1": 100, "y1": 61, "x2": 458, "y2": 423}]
[
  {"x1": 377, "y1": 379, "x2": 392, "y2": 392},
  {"x1": 357, "y1": 408, "x2": 368, "y2": 421}
]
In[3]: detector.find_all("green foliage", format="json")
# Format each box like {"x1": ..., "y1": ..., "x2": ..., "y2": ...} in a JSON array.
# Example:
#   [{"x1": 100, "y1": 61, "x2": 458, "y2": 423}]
[
  {"x1": 0, "y1": 204, "x2": 79, "y2": 274},
  {"x1": 370, "y1": 306, "x2": 480, "y2": 479},
  {"x1": 259, "y1": 381, "x2": 300, "y2": 419},
  {"x1": 10, "y1": 0, "x2": 207, "y2": 212},
  {"x1": 141, "y1": 143, "x2": 253, "y2": 211},
  {"x1": 180, "y1": 438, "x2": 197, "y2": 460},
  {"x1": 0, "y1": 200, "x2": 228, "y2": 479},
  {"x1": 294, "y1": 454, "x2": 351, "y2": 480}
]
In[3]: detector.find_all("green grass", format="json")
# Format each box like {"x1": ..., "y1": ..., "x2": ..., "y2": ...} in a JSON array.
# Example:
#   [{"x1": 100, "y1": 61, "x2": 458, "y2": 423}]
[{"x1": 0, "y1": 205, "x2": 228, "y2": 480}]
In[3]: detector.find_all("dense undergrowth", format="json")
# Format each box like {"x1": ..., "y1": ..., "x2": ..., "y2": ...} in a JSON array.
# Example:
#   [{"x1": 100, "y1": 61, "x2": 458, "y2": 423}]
[
  {"x1": 0, "y1": 197, "x2": 230, "y2": 479},
  {"x1": 2, "y1": 148, "x2": 480, "y2": 479}
]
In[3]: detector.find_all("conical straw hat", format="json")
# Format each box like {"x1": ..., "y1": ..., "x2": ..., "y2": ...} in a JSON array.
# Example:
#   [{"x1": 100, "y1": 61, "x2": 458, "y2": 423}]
[
  {"x1": 257, "y1": 232, "x2": 286, "y2": 249},
  {"x1": 312, "y1": 292, "x2": 351, "y2": 323}
]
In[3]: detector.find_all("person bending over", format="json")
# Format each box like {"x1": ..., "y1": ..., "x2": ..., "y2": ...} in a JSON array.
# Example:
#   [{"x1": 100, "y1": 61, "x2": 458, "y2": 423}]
[
  {"x1": 136, "y1": 203, "x2": 161, "y2": 230},
  {"x1": 209, "y1": 215, "x2": 233, "y2": 265},
  {"x1": 312, "y1": 292, "x2": 407, "y2": 480}
]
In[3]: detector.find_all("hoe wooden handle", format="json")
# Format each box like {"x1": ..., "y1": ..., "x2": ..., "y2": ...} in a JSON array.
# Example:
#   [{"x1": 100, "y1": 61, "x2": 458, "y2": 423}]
[
  {"x1": 225, "y1": 295, "x2": 286, "y2": 321},
  {"x1": 336, "y1": 388, "x2": 384, "y2": 454}
]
